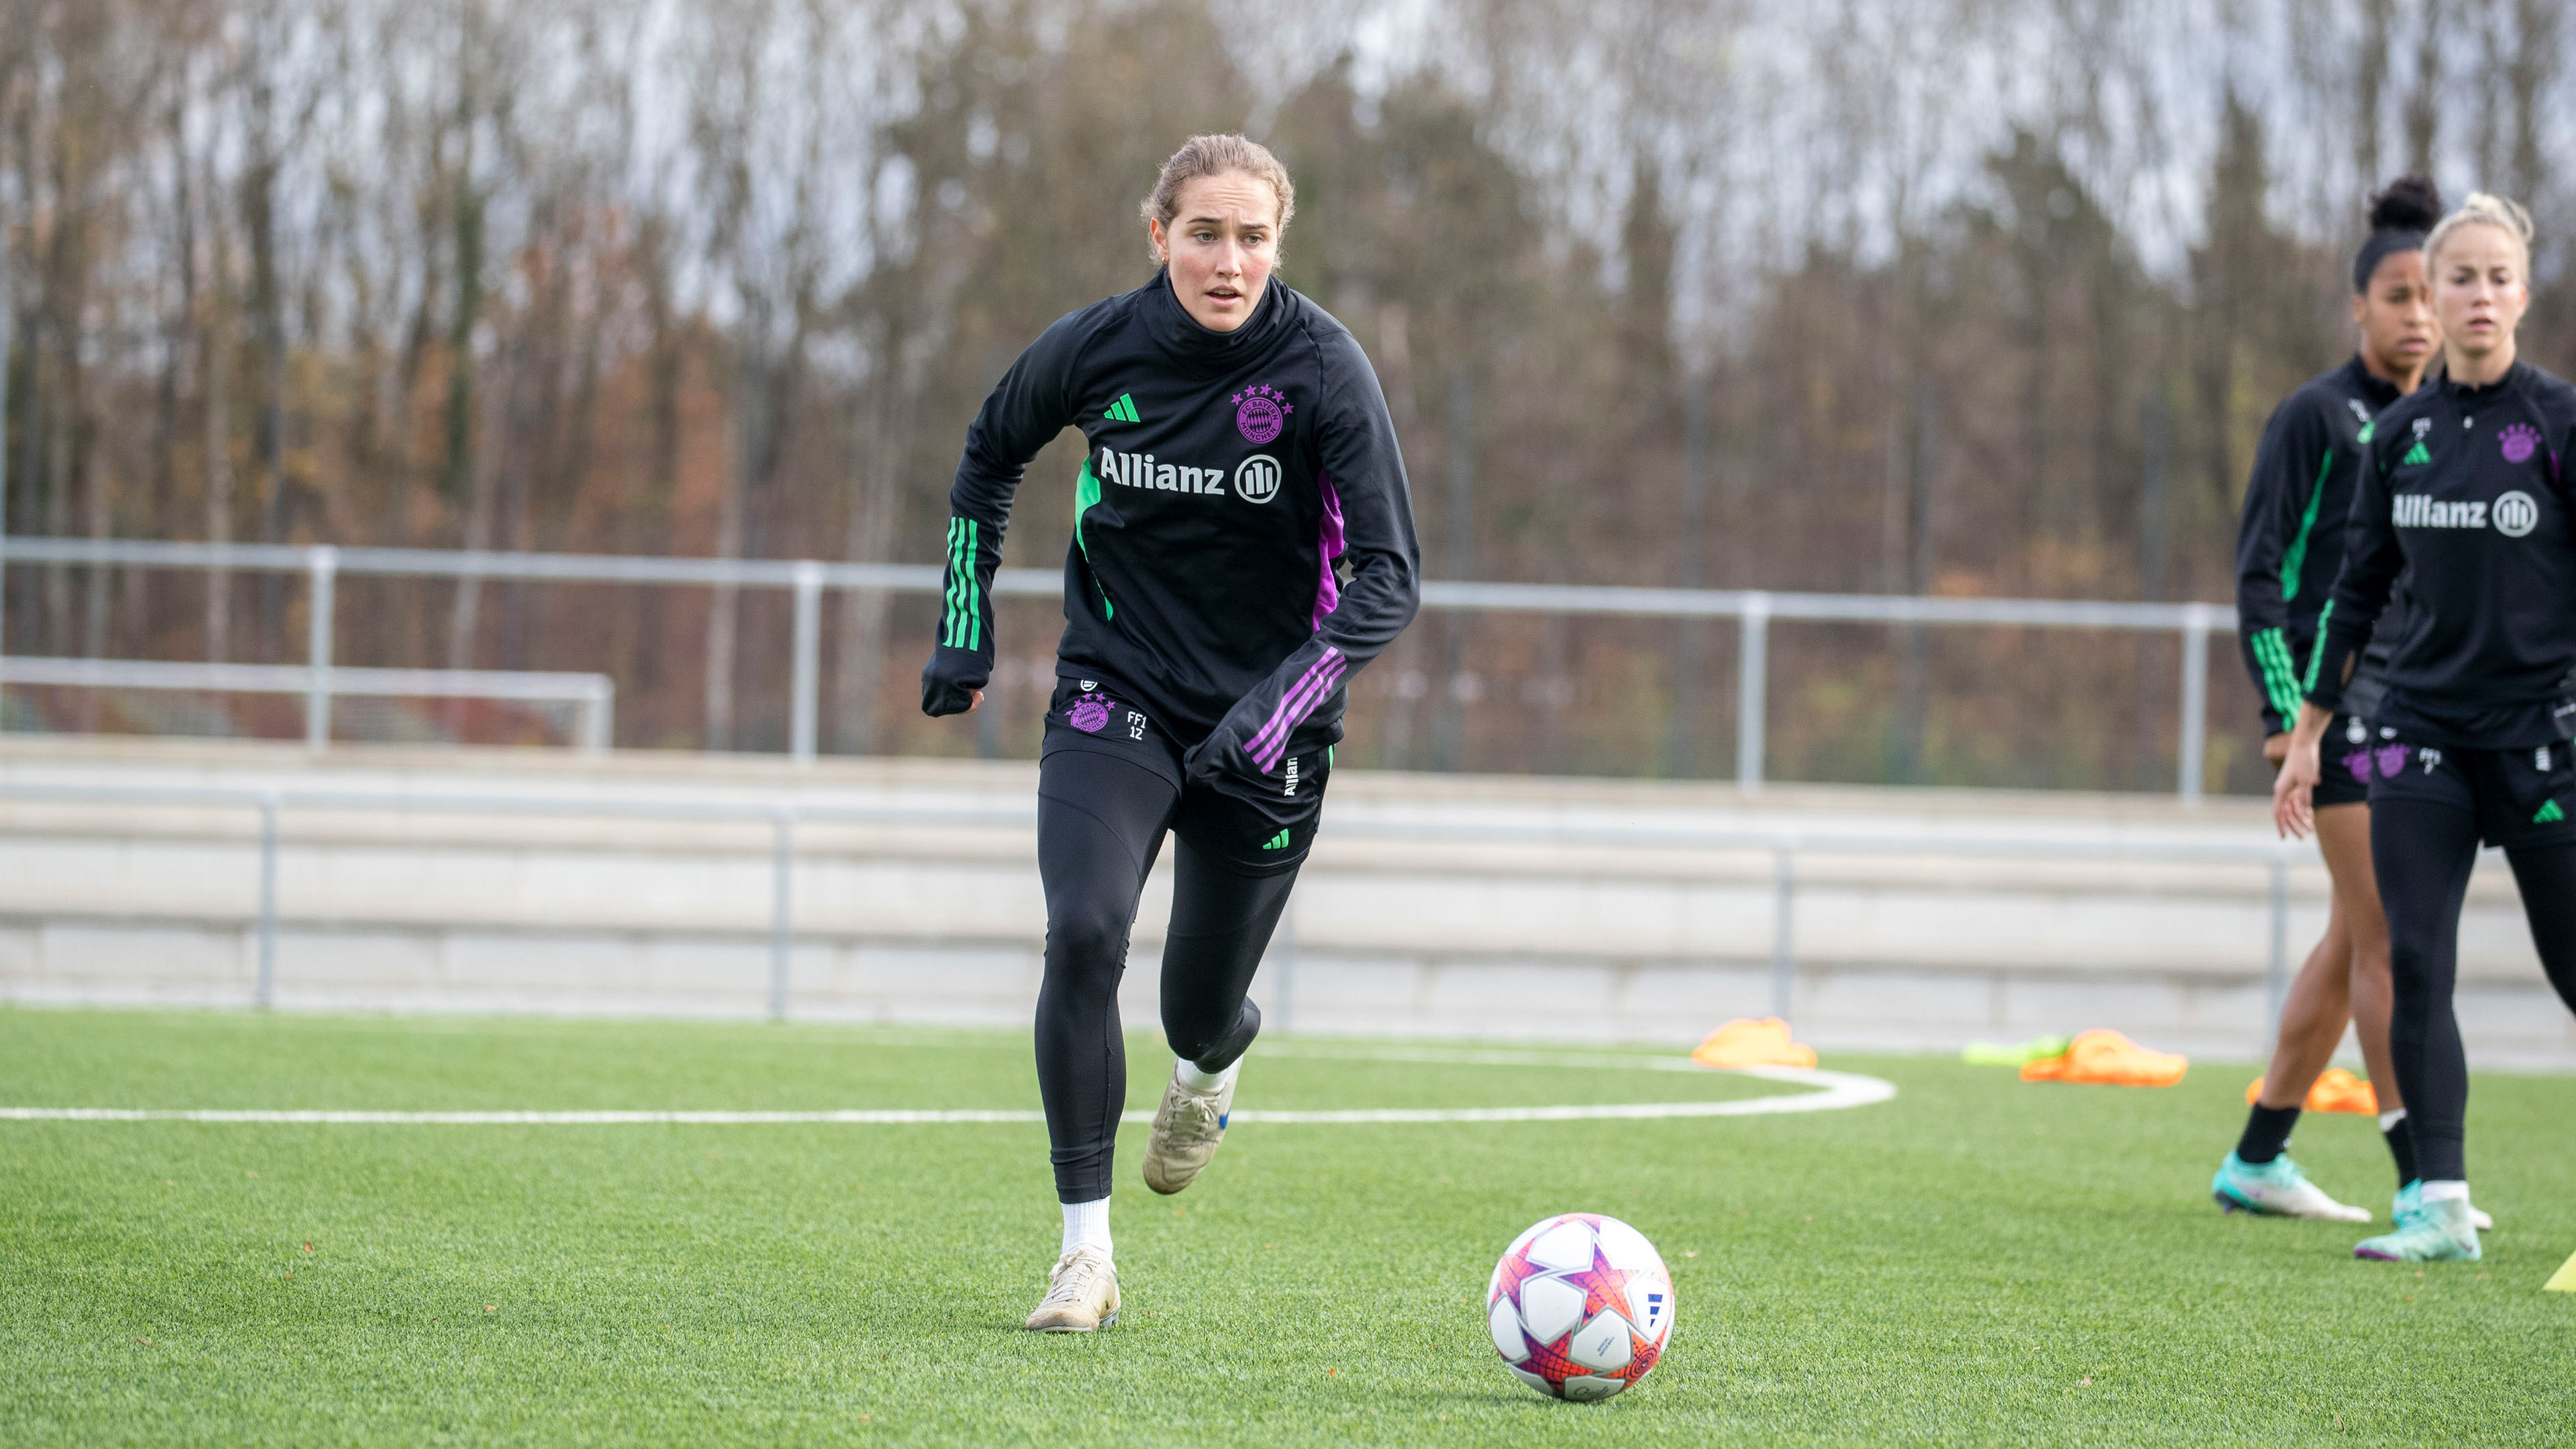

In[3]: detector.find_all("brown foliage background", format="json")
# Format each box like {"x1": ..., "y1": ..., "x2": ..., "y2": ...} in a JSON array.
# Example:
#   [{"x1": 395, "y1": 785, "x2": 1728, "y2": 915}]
[{"x1": 3, "y1": 0, "x2": 2570, "y2": 793}]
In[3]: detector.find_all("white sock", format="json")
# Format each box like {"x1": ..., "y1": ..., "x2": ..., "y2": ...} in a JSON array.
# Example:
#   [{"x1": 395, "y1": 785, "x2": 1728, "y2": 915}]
[
  {"x1": 2420, "y1": 1179, "x2": 2470, "y2": 1205},
  {"x1": 1060, "y1": 1197, "x2": 1111, "y2": 1259},
  {"x1": 2378, "y1": 1108, "x2": 2407, "y2": 1131},
  {"x1": 1175, "y1": 1055, "x2": 1238, "y2": 1094}
]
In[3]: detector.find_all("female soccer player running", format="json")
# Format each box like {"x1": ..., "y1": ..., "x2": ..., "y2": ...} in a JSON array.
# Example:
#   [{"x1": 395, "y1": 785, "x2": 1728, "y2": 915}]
[
  {"x1": 920, "y1": 135, "x2": 1421, "y2": 1329},
  {"x1": 2212, "y1": 178, "x2": 2443, "y2": 1223},
  {"x1": 2277, "y1": 192, "x2": 2576, "y2": 1263}
]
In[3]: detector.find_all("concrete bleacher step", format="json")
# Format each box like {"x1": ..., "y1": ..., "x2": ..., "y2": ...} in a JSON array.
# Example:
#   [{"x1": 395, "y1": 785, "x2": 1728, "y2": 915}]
[{"x1": 2, "y1": 736, "x2": 2569, "y2": 1067}]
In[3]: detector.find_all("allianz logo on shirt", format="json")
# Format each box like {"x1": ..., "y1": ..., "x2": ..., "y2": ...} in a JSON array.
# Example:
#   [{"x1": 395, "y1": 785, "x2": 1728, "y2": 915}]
[
  {"x1": 2394, "y1": 490, "x2": 2540, "y2": 537},
  {"x1": 1096, "y1": 445, "x2": 1283, "y2": 505}
]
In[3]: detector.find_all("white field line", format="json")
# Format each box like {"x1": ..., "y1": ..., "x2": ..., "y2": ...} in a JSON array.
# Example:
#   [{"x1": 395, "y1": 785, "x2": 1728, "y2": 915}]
[
  {"x1": 0, "y1": 1108, "x2": 1049, "y2": 1124},
  {"x1": 1232, "y1": 1067, "x2": 1895, "y2": 1122},
  {"x1": 0, "y1": 1066, "x2": 1895, "y2": 1125},
  {"x1": 1258, "y1": 1043, "x2": 1721, "y2": 1073}
]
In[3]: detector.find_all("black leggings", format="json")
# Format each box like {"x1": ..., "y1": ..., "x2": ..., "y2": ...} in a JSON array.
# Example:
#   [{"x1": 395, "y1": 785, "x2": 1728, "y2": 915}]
[
  {"x1": 2371, "y1": 800, "x2": 2576, "y2": 1182},
  {"x1": 1034, "y1": 747, "x2": 1299, "y2": 1202}
]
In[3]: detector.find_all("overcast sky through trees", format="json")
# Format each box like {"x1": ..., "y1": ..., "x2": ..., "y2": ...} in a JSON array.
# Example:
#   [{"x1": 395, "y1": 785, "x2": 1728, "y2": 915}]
[{"x1": 2, "y1": 0, "x2": 2569, "y2": 791}]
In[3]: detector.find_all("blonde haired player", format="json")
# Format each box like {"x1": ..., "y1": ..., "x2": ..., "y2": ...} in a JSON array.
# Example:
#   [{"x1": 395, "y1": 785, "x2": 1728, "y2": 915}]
[{"x1": 2277, "y1": 192, "x2": 2576, "y2": 1261}]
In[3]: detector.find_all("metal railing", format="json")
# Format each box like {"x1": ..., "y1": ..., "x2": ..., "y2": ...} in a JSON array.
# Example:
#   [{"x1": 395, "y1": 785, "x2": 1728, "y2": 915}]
[
  {"x1": 0, "y1": 655, "x2": 614, "y2": 753},
  {"x1": 0, "y1": 536, "x2": 2240, "y2": 798},
  {"x1": 0, "y1": 778, "x2": 2318, "y2": 1031}
]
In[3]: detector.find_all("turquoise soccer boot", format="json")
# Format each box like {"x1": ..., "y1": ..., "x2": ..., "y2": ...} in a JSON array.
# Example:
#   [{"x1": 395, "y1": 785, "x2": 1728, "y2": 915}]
[
  {"x1": 2391, "y1": 1181, "x2": 2492, "y2": 1231},
  {"x1": 2356, "y1": 1196, "x2": 2481, "y2": 1262},
  {"x1": 2211, "y1": 1153, "x2": 2371, "y2": 1222}
]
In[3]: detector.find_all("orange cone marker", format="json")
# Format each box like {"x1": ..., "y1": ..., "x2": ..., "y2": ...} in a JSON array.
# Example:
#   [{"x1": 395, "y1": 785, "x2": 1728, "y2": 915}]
[
  {"x1": 2241, "y1": 1067, "x2": 2378, "y2": 1114},
  {"x1": 1692, "y1": 1017, "x2": 1817, "y2": 1069},
  {"x1": 2019, "y1": 1029, "x2": 2188, "y2": 1087}
]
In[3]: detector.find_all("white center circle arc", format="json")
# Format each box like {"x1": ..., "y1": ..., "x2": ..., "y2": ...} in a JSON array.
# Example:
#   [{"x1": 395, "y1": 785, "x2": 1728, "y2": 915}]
[{"x1": 0, "y1": 1055, "x2": 1895, "y2": 1125}]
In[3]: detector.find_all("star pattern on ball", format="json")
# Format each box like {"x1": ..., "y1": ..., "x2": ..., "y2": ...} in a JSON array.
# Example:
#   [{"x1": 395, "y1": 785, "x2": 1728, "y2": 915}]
[
  {"x1": 1493, "y1": 1252, "x2": 1551, "y2": 1308},
  {"x1": 1486, "y1": 1213, "x2": 1672, "y2": 1402},
  {"x1": 1576, "y1": 1250, "x2": 1644, "y2": 1323},
  {"x1": 1518, "y1": 1333, "x2": 1589, "y2": 1386}
]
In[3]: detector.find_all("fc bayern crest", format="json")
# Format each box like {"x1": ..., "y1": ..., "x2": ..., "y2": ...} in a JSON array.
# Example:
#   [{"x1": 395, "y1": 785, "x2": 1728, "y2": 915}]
[
  {"x1": 1234, "y1": 384, "x2": 1291, "y2": 445},
  {"x1": 2501, "y1": 422, "x2": 2541, "y2": 464}
]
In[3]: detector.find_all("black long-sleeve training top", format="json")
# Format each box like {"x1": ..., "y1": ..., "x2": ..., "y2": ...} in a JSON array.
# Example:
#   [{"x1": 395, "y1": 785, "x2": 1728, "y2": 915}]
[
  {"x1": 2307, "y1": 360, "x2": 2576, "y2": 749},
  {"x1": 921, "y1": 271, "x2": 1421, "y2": 783},
  {"x1": 2234, "y1": 356, "x2": 2406, "y2": 732}
]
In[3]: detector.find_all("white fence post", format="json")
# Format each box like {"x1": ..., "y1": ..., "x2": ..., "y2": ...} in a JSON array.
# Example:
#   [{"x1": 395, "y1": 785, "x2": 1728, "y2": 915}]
[
  {"x1": 1737, "y1": 592, "x2": 1769, "y2": 794},
  {"x1": 305, "y1": 545, "x2": 337, "y2": 751},
  {"x1": 2177, "y1": 602, "x2": 2211, "y2": 803},
  {"x1": 790, "y1": 560, "x2": 824, "y2": 763},
  {"x1": 579, "y1": 679, "x2": 614, "y2": 754}
]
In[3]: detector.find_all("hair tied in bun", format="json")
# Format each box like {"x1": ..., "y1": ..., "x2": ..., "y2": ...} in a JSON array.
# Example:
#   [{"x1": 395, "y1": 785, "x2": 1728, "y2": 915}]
[
  {"x1": 2367, "y1": 176, "x2": 2443, "y2": 233},
  {"x1": 2353, "y1": 175, "x2": 2443, "y2": 293}
]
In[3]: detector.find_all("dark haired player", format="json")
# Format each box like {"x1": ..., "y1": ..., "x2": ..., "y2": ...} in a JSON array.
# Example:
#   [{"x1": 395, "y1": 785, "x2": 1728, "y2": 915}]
[
  {"x1": 922, "y1": 134, "x2": 1421, "y2": 1328},
  {"x1": 2211, "y1": 177, "x2": 2443, "y2": 1223},
  {"x1": 2277, "y1": 192, "x2": 2576, "y2": 1262}
]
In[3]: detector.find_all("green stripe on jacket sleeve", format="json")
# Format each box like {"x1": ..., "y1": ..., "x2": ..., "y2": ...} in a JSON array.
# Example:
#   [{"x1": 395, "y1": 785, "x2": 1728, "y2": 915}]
[
  {"x1": 2301, "y1": 601, "x2": 2336, "y2": 694},
  {"x1": 2250, "y1": 628, "x2": 2301, "y2": 721},
  {"x1": 947, "y1": 512, "x2": 968, "y2": 643}
]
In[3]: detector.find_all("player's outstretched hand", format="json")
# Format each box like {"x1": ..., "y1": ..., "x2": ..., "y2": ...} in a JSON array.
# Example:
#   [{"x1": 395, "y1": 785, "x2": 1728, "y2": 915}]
[
  {"x1": 2272, "y1": 733, "x2": 2320, "y2": 840},
  {"x1": 921, "y1": 648, "x2": 988, "y2": 717}
]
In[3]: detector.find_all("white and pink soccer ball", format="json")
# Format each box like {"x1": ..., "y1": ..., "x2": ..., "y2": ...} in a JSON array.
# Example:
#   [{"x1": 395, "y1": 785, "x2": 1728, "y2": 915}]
[{"x1": 1485, "y1": 1212, "x2": 1675, "y2": 1401}]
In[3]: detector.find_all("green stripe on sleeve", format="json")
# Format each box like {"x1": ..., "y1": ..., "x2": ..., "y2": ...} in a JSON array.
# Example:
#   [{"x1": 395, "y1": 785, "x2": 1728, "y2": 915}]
[
  {"x1": 2301, "y1": 601, "x2": 2336, "y2": 694},
  {"x1": 942, "y1": 521, "x2": 959, "y2": 647},
  {"x1": 940, "y1": 518, "x2": 975, "y2": 649},
  {"x1": 2251, "y1": 628, "x2": 2300, "y2": 721},
  {"x1": 938, "y1": 521, "x2": 956, "y2": 647},
  {"x1": 960, "y1": 519, "x2": 981, "y2": 651},
  {"x1": 2278, "y1": 449, "x2": 2332, "y2": 603}
]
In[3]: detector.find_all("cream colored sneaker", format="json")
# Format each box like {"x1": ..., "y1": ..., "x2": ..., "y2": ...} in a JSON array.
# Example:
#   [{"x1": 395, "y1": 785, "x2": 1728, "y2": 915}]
[
  {"x1": 1024, "y1": 1246, "x2": 1119, "y2": 1332},
  {"x1": 1141, "y1": 1061, "x2": 1235, "y2": 1195}
]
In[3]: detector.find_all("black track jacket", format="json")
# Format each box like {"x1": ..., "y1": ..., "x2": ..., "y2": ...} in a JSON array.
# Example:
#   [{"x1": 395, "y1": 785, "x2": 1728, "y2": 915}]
[
  {"x1": 2234, "y1": 356, "x2": 2406, "y2": 732},
  {"x1": 921, "y1": 271, "x2": 1421, "y2": 785},
  {"x1": 2308, "y1": 360, "x2": 2576, "y2": 748}
]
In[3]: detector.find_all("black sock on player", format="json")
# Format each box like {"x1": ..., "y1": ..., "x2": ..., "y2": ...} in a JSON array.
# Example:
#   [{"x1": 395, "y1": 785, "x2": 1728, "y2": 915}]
[{"x1": 2235, "y1": 1102, "x2": 2300, "y2": 1165}]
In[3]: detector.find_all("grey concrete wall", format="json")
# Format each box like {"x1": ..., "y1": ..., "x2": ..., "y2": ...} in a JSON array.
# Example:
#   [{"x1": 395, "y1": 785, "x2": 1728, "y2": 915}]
[{"x1": 4, "y1": 737, "x2": 2571, "y2": 1069}]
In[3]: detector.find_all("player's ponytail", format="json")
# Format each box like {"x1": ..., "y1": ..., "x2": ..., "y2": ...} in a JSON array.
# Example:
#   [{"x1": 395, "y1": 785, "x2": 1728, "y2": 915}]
[
  {"x1": 2352, "y1": 175, "x2": 2442, "y2": 292},
  {"x1": 2424, "y1": 190, "x2": 2535, "y2": 272}
]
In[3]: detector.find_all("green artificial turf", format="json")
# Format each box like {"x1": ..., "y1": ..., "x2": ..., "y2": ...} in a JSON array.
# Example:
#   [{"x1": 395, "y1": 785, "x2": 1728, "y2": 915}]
[{"x1": 1, "y1": 1008, "x2": 2570, "y2": 1446}]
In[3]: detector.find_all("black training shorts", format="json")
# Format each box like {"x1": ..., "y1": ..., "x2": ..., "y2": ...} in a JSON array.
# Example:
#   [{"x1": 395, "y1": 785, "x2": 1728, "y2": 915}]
[
  {"x1": 1040, "y1": 672, "x2": 1329, "y2": 874},
  {"x1": 2362, "y1": 727, "x2": 2576, "y2": 849},
  {"x1": 2313, "y1": 713, "x2": 2376, "y2": 809}
]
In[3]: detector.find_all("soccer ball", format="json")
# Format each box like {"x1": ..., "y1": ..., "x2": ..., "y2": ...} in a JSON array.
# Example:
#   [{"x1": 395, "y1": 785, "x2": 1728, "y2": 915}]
[{"x1": 1485, "y1": 1212, "x2": 1674, "y2": 1401}]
